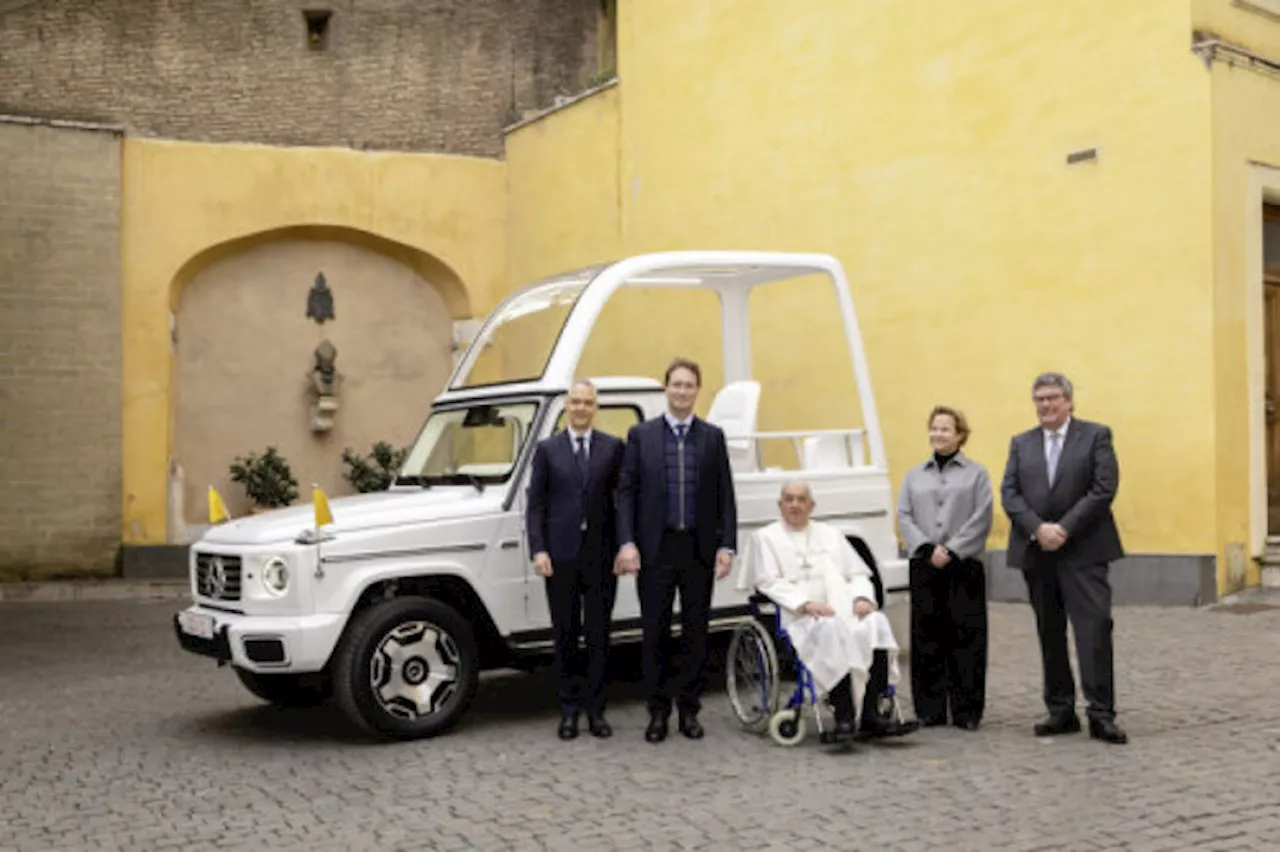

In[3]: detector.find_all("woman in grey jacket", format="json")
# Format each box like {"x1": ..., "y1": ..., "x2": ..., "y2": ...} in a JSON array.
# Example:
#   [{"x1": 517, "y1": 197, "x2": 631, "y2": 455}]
[{"x1": 897, "y1": 405, "x2": 994, "y2": 730}]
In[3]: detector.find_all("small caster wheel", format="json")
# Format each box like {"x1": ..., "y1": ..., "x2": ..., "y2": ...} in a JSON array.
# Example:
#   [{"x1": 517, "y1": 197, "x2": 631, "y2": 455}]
[{"x1": 768, "y1": 709, "x2": 806, "y2": 747}]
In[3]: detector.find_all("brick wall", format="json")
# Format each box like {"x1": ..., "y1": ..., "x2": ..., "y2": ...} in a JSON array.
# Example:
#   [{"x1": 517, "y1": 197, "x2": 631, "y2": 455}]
[
  {"x1": 0, "y1": 119, "x2": 123, "y2": 576},
  {"x1": 0, "y1": 0, "x2": 599, "y2": 157}
]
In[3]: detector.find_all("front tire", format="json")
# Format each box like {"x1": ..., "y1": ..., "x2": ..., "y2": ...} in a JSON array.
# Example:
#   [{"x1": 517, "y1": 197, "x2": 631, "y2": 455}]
[
  {"x1": 333, "y1": 596, "x2": 480, "y2": 741},
  {"x1": 234, "y1": 669, "x2": 332, "y2": 708}
]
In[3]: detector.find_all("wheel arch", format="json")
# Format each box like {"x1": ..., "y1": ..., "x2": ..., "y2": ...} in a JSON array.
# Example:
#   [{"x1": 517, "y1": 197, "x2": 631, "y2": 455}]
[
  {"x1": 328, "y1": 572, "x2": 510, "y2": 670},
  {"x1": 845, "y1": 534, "x2": 886, "y2": 609}
]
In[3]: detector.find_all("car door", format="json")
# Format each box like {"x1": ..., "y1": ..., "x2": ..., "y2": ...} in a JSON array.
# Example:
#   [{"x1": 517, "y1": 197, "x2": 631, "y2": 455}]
[{"x1": 524, "y1": 400, "x2": 644, "y2": 628}]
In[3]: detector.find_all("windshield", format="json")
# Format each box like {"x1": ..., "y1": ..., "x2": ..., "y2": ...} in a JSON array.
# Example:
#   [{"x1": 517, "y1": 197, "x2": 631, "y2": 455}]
[
  {"x1": 397, "y1": 401, "x2": 540, "y2": 487},
  {"x1": 451, "y1": 266, "x2": 602, "y2": 389}
]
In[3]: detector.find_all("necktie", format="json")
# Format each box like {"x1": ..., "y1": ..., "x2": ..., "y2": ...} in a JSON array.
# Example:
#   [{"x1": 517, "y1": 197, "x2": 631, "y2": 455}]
[
  {"x1": 676, "y1": 423, "x2": 687, "y2": 442},
  {"x1": 575, "y1": 435, "x2": 588, "y2": 484},
  {"x1": 1047, "y1": 432, "x2": 1062, "y2": 487}
]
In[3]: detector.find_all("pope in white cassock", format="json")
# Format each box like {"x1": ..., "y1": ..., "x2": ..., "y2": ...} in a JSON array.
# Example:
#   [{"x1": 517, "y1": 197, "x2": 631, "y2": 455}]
[{"x1": 739, "y1": 481, "x2": 918, "y2": 742}]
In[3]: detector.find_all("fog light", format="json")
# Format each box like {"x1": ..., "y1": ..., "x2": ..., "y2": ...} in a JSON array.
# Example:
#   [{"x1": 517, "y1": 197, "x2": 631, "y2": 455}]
[{"x1": 261, "y1": 557, "x2": 290, "y2": 596}]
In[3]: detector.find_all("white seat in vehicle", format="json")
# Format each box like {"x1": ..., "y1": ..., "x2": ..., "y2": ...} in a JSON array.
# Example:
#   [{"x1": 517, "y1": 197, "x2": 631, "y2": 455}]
[
  {"x1": 801, "y1": 433, "x2": 855, "y2": 470},
  {"x1": 707, "y1": 380, "x2": 761, "y2": 473}
]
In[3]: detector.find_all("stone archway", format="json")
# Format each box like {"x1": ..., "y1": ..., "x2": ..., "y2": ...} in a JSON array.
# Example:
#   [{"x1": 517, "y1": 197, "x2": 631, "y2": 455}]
[{"x1": 171, "y1": 230, "x2": 459, "y2": 535}]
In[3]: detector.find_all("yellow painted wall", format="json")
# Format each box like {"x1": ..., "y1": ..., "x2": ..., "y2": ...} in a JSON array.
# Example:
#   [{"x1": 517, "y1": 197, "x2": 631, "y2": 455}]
[
  {"x1": 121, "y1": 138, "x2": 505, "y2": 545},
  {"x1": 506, "y1": 0, "x2": 1220, "y2": 559},
  {"x1": 1206, "y1": 60, "x2": 1280, "y2": 591},
  {"x1": 1194, "y1": 0, "x2": 1280, "y2": 595}
]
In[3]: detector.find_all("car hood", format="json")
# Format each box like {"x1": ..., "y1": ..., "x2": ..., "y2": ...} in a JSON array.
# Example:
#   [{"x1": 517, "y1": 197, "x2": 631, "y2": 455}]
[{"x1": 199, "y1": 487, "x2": 502, "y2": 546}]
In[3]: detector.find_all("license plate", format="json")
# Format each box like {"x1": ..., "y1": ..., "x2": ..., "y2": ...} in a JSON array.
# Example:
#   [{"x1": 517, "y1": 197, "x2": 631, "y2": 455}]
[{"x1": 178, "y1": 611, "x2": 215, "y2": 640}]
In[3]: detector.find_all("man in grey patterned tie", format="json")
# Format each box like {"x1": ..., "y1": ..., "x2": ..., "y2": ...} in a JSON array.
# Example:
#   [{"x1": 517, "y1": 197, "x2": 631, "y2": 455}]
[{"x1": 1000, "y1": 372, "x2": 1128, "y2": 745}]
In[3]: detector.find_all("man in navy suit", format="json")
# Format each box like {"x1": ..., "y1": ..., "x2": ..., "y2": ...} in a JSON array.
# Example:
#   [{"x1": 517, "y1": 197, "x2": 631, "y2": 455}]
[
  {"x1": 616, "y1": 357, "x2": 738, "y2": 743},
  {"x1": 526, "y1": 379, "x2": 626, "y2": 740},
  {"x1": 1001, "y1": 371, "x2": 1128, "y2": 745}
]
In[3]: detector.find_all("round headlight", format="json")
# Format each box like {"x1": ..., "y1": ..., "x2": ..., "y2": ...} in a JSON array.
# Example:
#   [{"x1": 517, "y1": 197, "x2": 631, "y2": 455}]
[{"x1": 261, "y1": 557, "x2": 290, "y2": 596}]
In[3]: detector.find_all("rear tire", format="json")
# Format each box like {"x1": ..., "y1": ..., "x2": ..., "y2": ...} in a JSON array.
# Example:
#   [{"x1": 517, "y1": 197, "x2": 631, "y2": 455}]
[
  {"x1": 333, "y1": 596, "x2": 480, "y2": 741},
  {"x1": 234, "y1": 669, "x2": 332, "y2": 708}
]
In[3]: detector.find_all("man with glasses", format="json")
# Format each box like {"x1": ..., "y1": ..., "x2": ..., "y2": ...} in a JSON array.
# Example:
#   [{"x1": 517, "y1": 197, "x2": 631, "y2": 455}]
[{"x1": 1000, "y1": 372, "x2": 1128, "y2": 745}]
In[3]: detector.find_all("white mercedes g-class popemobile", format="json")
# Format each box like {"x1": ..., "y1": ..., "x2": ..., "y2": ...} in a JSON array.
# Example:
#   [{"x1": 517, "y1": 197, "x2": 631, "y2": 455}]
[{"x1": 174, "y1": 251, "x2": 905, "y2": 741}]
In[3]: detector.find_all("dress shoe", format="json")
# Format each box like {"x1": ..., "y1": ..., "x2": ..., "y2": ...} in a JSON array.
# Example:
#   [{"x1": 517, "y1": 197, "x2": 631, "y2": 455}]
[
  {"x1": 587, "y1": 715, "x2": 612, "y2": 739},
  {"x1": 557, "y1": 713, "x2": 579, "y2": 741},
  {"x1": 678, "y1": 712, "x2": 705, "y2": 740},
  {"x1": 644, "y1": 714, "x2": 668, "y2": 744},
  {"x1": 854, "y1": 717, "x2": 919, "y2": 741},
  {"x1": 954, "y1": 719, "x2": 981, "y2": 732},
  {"x1": 920, "y1": 715, "x2": 949, "y2": 728},
  {"x1": 1088, "y1": 718, "x2": 1128, "y2": 745},
  {"x1": 1033, "y1": 714, "x2": 1082, "y2": 737}
]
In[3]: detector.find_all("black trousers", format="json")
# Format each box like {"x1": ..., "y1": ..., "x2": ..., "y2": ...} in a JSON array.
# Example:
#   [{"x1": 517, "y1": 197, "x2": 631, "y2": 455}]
[
  {"x1": 545, "y1": 549, "x2": 617, "y2": 717},
  {"x1": 1023, "y1": 561, "x2": 1115, "y2": 722},
  {"x1": 638, "y1": 530, "x2": 714, "y2": 717},
  {"x1": 909, "y1": 555, "x2": 988, "y2": 725},
  {"x1": 829, "y1": 649, "x2": 892, "y2": 728}
]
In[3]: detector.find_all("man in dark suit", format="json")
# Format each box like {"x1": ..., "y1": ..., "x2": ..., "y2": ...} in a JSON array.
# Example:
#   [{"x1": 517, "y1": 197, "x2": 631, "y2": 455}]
[
  {"x1": 1000, "y1": 371, "x2": 1127, "y2": 745},
  {"x1": 526, "y1": 379, "x2": 625, "y2": 741},
  {"x1": 616, "y1": 357, "x2": 738, "y2": 744}
]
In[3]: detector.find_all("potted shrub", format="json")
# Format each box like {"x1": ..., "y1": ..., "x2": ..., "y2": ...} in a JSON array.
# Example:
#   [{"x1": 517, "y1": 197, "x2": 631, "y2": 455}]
[
  {"x1": 341, "y1": 441, "x2": 408, "y2": 493},
  {"x1": 229, "y1": 446, "x2": 299, "y2": 513}
]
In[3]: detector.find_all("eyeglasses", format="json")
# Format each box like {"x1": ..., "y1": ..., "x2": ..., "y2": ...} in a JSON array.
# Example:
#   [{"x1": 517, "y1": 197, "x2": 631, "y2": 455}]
[{"x1": 1033, "y1": 393, "x2": 1064, "y2": 404}]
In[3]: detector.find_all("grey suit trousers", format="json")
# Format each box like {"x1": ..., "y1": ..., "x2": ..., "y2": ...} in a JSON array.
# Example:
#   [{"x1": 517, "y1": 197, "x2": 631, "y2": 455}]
[{"x1": 1022, "y1": 560, "x2": 1115, "y2": 722}]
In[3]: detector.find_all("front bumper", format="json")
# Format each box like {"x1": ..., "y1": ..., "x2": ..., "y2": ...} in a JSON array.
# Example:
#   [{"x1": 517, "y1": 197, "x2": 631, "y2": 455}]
[{"x1": 172, "y1": 606, "x2": 347, "y2": 673}]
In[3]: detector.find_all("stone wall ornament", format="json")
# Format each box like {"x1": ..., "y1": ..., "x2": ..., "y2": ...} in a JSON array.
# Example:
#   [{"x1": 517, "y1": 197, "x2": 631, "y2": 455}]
[
  {"x1": 306, "y1": 272, "x2": 335, "y2": 323},
  {"x1": 308, "y1": 338, "x2": 342, "y2": 432}
]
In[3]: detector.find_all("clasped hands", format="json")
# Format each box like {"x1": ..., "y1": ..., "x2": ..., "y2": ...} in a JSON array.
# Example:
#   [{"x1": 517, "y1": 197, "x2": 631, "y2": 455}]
[
  {"x1": 611, "y1": 543, "x2": 734, "y2": 580},
  {"x1": 802, "y1": 598, "x2": 874, "y2": 619},
  {"x1": 1035, "y1": 522, "x2": 1070, "y2": 552}
]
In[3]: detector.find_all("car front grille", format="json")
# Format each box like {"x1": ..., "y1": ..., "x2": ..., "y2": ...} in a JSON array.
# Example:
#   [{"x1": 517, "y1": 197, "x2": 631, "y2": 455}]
[{"x1": 194, "y1": 552, "x2": 243, "y2": 602}]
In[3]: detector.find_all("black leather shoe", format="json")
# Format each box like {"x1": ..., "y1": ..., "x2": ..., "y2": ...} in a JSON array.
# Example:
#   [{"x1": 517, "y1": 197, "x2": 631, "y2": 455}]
[
  {"x1": 1034, "y1": 714, "x2": 1082, "y2": 737},
  {"x1": 588, "y1": 716, "x2": 612, "y2": 739},
  {"x1": 677, "y1": 713, "x2": 705, "y2": 740},
  {"x1": 920, "y1": 715, "x2": 949, "y2": 728},
  {"x1": 855, "y1": 717, "x2": 919, "y2": 741},
  {"x1": 954, "y1": 719, "x2": 981, "y2": 732},
  {"x1": 1089, "y1": 718, "x2": 1128, "y2": 745},
  {"x1": 557, "y1": 713, "x2": 579, "y2": 741},
  {"x1": 644, "y1": 714, "x2": 668, "y2": 744}
]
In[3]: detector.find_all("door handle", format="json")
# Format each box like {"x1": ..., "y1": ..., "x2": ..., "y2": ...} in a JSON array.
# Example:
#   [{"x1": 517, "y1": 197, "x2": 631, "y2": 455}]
[
  {"x1": 1268, "y1": 397, "x2": 1276, "y2": 420},
  {"x1": 500, "y1": 539, "x2": 520, "y2": 550}
]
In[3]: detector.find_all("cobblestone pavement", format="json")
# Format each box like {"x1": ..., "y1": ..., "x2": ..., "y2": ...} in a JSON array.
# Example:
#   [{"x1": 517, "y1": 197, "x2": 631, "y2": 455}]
[{"x1": 2, "y1": 598, "x2": 1279, "y2": 852}]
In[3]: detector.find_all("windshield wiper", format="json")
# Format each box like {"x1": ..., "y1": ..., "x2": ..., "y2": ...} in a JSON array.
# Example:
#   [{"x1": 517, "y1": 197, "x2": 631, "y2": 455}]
[
  {"x1": 395, "y1": 475, "x2": 432, "y2": 489},
  {"x1": 397, "y1": 473, "x2": 485, "y2": 493}
]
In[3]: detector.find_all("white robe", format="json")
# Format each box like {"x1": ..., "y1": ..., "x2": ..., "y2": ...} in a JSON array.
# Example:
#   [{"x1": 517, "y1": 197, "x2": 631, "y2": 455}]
[{"x1": 738, "y1": 520, "x2": 900, "y2": 703}]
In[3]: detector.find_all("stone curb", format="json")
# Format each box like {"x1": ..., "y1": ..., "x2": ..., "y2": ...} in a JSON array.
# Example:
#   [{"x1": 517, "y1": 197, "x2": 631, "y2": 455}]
[{"x1": 0, "y1": 580, "x2": 191, "y2": 603}]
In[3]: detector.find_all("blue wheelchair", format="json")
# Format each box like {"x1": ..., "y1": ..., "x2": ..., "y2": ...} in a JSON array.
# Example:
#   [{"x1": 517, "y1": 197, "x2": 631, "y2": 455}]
[{"x1": 726, "y1": 591, "x2": 914, "y2": 747}]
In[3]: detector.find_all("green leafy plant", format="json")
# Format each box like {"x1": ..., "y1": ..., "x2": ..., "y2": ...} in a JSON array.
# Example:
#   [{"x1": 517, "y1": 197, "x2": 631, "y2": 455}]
[
  {"x1": 588, "y1": 67, "x2": 616, "y2": 88},
  {"x1": 229, "y1": 446, "x2": 299, "y2": 509},
  {"x1": 342, "y1": 442, "x2": 409, "y2": 493}
]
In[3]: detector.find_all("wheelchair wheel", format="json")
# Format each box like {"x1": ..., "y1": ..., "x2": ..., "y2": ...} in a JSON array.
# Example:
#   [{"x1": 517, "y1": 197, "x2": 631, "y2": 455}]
[
  {"x1": 726, "y1": 618, "x2": 780, "y2": 734},
  {"x1": 768, "y1": 709, "x2": 806, "y2": 747}
]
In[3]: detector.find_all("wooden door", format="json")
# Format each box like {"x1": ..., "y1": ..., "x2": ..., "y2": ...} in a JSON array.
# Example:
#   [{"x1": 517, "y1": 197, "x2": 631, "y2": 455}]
[{"x1": 1267, "y1": 204, "x2": 1280, "y2": 532}]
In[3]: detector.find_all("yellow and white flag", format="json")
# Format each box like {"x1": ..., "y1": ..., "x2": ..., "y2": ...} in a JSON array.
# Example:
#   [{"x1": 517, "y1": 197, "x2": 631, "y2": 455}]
[
  {"x1": 208, "y1": 486, "x2": 231, "y2": 524},
  {"x1": 312, "y1": 484, "x2": 334, "y2": 529}
]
